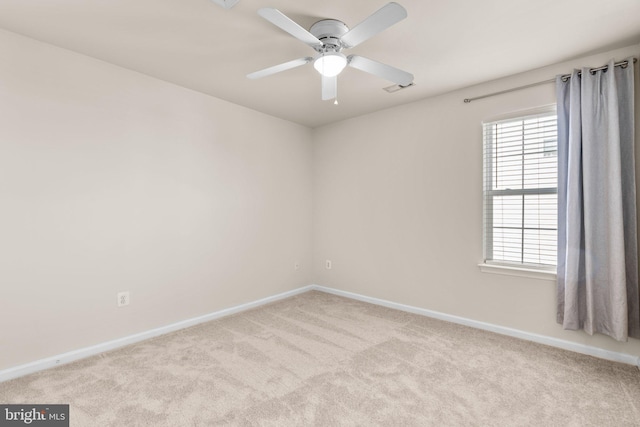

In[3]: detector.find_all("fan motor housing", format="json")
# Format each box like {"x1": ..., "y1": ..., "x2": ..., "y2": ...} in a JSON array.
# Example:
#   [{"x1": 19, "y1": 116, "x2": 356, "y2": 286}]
[{"x1": 310, "y1": 19, "x2": 349, "y2": 51}]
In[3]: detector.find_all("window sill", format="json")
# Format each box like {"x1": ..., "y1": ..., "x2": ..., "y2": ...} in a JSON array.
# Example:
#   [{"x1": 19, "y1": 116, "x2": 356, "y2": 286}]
[{"x1": 478, "y1": 263, "x2": 556, "y2": 281}]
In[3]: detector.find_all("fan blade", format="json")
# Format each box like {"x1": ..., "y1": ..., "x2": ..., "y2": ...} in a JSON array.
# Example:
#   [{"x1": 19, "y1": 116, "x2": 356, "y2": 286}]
[
  {"x1": 347, "y1": 55, "x2": 413, "y2": 86},
  {"x1": 247, "y1": 57, "x2": 313, "y2": 79},
  {"x1": 322, "y1": 75, "x2": 337, "y2": 100},
  {"x1": 341, "y1": 3, "x2": 407, "y2": 48},
  {"x1": 258, "y1": 8, "x2": 323, "y2": 48}
]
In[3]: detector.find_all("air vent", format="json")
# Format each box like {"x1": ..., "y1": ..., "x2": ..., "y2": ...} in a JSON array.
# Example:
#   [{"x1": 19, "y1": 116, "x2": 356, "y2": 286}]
[
  {"x1": 210, "y1": 0, "x2": 239, "y2": 9},
  {"x1": 383, "y1": 82, "x2": 415, "y2": 93}
]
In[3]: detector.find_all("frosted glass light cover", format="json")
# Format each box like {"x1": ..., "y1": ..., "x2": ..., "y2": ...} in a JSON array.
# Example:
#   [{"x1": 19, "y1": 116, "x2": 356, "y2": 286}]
[{"x1": 314, "y1": 53, "x2": 347, "y2": 77}]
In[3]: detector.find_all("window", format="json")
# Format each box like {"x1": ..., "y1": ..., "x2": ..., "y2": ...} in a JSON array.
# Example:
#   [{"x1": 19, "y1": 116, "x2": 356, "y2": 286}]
[{"x1": 483, "y1": 109, "x2": 557, "y2": 270}]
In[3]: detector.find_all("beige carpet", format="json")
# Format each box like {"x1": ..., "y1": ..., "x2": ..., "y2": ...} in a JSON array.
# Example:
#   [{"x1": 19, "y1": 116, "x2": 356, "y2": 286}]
[{"x1": 1, "y1": 290, "x2": 639, "y2": 426}]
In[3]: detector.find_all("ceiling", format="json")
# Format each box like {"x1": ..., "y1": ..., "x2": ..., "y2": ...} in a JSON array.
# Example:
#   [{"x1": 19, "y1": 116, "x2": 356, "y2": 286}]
[{"x1": 0, "y1": 0, "x2": 639, "y2": 128}]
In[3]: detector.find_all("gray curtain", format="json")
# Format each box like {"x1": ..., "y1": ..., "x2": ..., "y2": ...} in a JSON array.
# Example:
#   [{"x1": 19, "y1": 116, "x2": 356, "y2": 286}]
[{"x1": 556, "y1": 58, "x2": 639, "y2": 341}]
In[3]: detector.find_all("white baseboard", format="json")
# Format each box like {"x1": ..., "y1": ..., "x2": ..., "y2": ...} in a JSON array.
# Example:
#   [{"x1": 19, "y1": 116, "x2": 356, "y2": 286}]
[
  {"x1": 3, "y1": 283, "x2": 638, "y2": 383},
  {"x1": 311, "y1": 284, "x2": 640, "y2": 368},
  {"x1": 0, "y1": 285, "x2": 315, "y2": 383}
]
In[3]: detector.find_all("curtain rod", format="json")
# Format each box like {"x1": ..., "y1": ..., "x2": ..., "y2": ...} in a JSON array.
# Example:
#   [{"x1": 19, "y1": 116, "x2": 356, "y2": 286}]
[{"x1": 463, "y1": 57, "x2": 637, "y2": 104}]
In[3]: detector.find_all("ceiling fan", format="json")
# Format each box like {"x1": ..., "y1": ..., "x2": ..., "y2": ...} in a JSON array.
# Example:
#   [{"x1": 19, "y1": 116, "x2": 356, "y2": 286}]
[{"x1": 247, "y1": 2, "x2": 414, "y2": 102}]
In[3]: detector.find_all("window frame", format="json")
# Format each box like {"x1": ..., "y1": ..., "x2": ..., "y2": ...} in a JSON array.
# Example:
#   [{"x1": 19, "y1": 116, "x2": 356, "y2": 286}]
[{"x1": 480, "y1": 105, "x2": 558, "y2": 278}]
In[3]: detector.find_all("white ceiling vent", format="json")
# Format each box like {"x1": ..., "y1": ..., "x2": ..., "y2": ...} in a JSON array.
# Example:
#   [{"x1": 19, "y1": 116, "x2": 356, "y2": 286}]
[
  {"x1": 210, "y1": 0, "x2": 239, "y2": 9},
  {"x1": 383, "y1": 82, "x2": 415, "y2": 93}
]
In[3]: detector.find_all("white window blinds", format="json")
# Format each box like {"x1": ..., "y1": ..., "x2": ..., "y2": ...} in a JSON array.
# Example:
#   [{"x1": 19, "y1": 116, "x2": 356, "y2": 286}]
[{"x1": 483, "y1": 110, "x2": 558, "y2": 268}]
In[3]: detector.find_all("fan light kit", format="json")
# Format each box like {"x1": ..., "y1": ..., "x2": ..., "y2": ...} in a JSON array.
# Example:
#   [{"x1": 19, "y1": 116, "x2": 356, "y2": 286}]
[{"x1": 247, "y1": 2, "x2": 414, "y2": 102}]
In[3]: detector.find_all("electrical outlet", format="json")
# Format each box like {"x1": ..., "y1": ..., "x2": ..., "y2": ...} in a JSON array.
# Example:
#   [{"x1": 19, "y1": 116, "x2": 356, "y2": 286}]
[
  {"x1": 294, "y1": 262, "x2": 300, "y2": 270},
  {"x1": 117, "y1": 291, "x2": 130, "y2": 307},
  {"x1": 326, "y1": 259, "x2": 332, "y2": 269}
]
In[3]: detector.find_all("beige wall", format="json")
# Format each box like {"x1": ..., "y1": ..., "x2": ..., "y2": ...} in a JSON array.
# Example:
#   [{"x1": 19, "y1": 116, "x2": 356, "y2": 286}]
[
  {"x1": 313, "y1": 44, "x2": 640, "y2": 358},
  {"x1": 0, "y1": 29, "x2": 313, "y2": 371}
]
